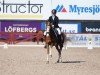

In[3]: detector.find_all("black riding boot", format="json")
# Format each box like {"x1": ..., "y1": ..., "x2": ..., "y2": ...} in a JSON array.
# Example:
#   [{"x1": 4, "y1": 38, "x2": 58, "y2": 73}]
[{"x1": 58, "y1": 35, "x2": 63, "y2": 47}]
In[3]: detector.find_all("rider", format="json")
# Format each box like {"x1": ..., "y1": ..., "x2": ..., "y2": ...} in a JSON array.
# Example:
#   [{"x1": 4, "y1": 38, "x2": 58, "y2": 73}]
[
  {"x1": 48, "y1": 9, "x2": 61, "y2": 42},
  {"x1": 44, "y1": 9, "x2": 62, "y2": 48}
]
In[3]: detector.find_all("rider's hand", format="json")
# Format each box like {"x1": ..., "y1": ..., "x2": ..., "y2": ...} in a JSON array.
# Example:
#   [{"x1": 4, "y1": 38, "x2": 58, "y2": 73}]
[{"x1": 52, "y1": 25, "x2": 54, "y2": 28}]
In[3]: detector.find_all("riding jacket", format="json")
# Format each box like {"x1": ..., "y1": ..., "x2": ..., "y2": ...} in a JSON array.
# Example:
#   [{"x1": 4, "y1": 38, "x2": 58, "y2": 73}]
[{"x1": 48, "y1": 16, "x2": 59, "y2": 28}]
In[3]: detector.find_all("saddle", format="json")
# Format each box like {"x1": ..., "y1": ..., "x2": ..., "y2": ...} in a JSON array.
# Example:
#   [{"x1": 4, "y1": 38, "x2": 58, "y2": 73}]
[{"x1": 50, "y1": 28, "x2": 61, "y2": 43}]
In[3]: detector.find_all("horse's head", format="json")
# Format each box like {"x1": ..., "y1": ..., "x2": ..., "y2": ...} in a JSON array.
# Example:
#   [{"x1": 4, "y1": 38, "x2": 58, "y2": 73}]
[
  {"x1": 46, "y1": 20, "x2": 52, "y2": 30},
  {"x1": 44, "y1": 20, "x2": 53, "y2": 43}
]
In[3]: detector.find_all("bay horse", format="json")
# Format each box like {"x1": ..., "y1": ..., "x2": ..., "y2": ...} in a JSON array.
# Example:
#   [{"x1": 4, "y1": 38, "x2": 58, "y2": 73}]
[{"x1": 44, "y1": 21, "x2": 66, "y2": 64}]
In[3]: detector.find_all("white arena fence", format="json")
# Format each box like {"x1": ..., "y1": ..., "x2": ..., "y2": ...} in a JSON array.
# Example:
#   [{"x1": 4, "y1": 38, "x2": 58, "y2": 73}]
[
  {"x1": 0, "y1": 33, "x2": 100, "y2": 49},
  {"x1": 65, "y1": 33, "x2": 100, "y2": 49}
]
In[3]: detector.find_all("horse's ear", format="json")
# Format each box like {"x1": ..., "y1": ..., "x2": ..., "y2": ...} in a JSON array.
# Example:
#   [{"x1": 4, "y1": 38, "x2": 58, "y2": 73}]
[
  {"x1": 46, "y1": 20, "x2": 48, "y2": 24},
  {"x1": 45, "y1": 20, "x2": 49, "y2": 25}
]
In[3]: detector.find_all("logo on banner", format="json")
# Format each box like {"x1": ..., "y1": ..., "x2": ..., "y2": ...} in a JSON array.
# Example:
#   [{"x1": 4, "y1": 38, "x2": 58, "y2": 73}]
[
  {"x1": 85, "y1": 27, "x2": 100, "y2": 33},
  {"x1": 69, "y1": 5, "x2": 100, "y2": 15},
  {"x1": 55, "y1": 4, "x2": 100, "y2": 15},
  {"x1": 55, "y1": 5, "x2": 67, "y2": 12},
  {"x1": 59, "y1": 24, "x2": 81, "y2": 33},
  {"x1": 0, "y1": 0, "x2": 43, "y2": 14}
]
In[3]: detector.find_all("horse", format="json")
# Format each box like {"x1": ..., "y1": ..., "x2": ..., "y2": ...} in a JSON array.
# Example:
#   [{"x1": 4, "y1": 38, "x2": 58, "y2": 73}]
[{"x1": 44, "y1": 21, "x2": 66, "y2": 64}]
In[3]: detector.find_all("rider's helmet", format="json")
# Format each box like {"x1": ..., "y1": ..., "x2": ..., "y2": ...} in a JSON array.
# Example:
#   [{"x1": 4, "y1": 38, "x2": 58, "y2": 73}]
[{"x1": 51, "y1": 9, "x2": 57, "y2": 15}]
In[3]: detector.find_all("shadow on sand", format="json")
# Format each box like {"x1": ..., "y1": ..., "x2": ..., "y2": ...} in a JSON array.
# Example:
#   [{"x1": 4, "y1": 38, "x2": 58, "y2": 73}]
[{"x1": 62, "y1": 61, "x2": 86, "y2": 63}]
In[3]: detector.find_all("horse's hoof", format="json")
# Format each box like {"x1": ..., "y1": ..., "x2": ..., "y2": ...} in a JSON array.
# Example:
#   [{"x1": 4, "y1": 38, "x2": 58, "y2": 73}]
[
  {"x1": 44, "y1": 45, "x2": 47, "y2": 48},
  {"x1": 50, "y1": 55, "x2": 52, "y2": 58},
  {"x1": 57, "y1": 60, "x2": 60, "y2": 63},
  {"x1": 46, "y1": 61, "x2": 49, "y2": 64},
  {"x1": 57, "y1": 60, "x2": 62, "y2": 63},
  {"x1": 60, "y1": 60, "x2": 62, "y2": 63}
]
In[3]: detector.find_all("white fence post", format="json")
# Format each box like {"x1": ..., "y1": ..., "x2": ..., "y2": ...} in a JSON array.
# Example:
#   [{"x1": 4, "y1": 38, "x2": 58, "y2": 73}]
[
  {"x1": 4, "y1": 44, "x2": 8, "y2": 49},
  {"x1": 87, "y1": 34, "x2": 93, "y2": 49}
]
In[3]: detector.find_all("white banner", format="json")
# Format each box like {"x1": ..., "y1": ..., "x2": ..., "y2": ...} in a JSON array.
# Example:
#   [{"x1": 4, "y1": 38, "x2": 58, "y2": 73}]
[
  {"x1": 0, "y1": 0, "x2": 51, "y2": 20},
  {"x1": 66, "y1": 34, "x2": 88, "y2": 47},
  {"x1": 66, "y1": 34, "x2": 100, "y2": 47},
  {"x1": 92, "y1": 34, "x2": 100, "y2": 47},
  {"x1": 0, "y1": 0, "x2": 100, "y2": 20},
  {"x1": 59, "y1": 24, "x2": 78, "y2": 33},
  {"x1": 52, "y1": 0, "x2": 100, "y2": 20}
]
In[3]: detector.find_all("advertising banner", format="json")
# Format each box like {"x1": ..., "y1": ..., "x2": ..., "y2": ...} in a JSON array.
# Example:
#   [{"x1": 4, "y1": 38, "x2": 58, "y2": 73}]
[
  {"x1": 1, "y1": 21, "x2": 42, "y2": 32},
  {"x1": 92, "y1": 34, "x2": 100, "y2": 47},
  {"x1": 0, "y1": 0, "x2": 51, "y2": 20},
  {"x1": 66, "y1": 34, "x2": 88, "y2": 47},
  {"x1": 81, "y1": 22, "x2": 100, "y2": 33},
  {"x1": 66, "y1": 34, "x2": 100, "y2": 47},
  {"x1": 0, "y1": 0, "x2": 100, "y2": 20},
  {"x1": 0, "y1": 20, "x2": 45, "y2": 40},
  {"x1": 52, "y1": 0, "x2": 100, "y2": 20},
  {"x1": 59, "y1": 23, "x2": 81, "y2": 33}
]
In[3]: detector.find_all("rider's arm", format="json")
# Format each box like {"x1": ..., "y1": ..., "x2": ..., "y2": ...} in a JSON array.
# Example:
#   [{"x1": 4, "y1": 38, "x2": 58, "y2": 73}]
[
  {"x1": 48, "y1": 16, "x2": 52, "y2": 23},
  {"x1": 55, "y1": 16, "x2": 59, "y2": 27},
  {"x1": 56, "y1": 17, "x2": 59, "y2": 25}
]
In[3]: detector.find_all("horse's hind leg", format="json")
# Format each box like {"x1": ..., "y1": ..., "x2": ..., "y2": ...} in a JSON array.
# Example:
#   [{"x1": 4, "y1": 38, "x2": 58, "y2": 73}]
[{"x1": 57, "y1": 49, "x2": 62, "y2": 63}]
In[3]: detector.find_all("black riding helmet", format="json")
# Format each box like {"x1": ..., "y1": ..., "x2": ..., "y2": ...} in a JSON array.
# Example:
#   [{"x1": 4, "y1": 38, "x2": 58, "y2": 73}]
[{"x1": 51, "y1": 9, "x2": 57, "y2": 15}]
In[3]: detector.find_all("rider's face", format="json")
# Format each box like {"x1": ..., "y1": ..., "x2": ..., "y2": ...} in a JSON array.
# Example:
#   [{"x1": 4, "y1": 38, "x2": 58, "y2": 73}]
[{"x1": 51, "y1": 10, "x2": 56, "y2": 16}]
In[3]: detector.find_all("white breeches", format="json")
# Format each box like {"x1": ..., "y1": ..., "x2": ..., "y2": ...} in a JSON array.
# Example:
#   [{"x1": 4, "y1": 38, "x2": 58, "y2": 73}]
[
  {"x1": 44, "y1": 27, "x2": 61, "y2": 36},
  {"x1": 56, "y1": 28, "x2": 61, "y2": 35}
]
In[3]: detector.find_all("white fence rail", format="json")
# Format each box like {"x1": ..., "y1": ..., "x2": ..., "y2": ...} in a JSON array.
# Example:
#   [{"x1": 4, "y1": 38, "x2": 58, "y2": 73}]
[
  {"x1": 0, "y1": 34, "x2": 100, "y2": 49},
  {"x1": 66, "y1": 34, "x2": 100, "y2": 47}
]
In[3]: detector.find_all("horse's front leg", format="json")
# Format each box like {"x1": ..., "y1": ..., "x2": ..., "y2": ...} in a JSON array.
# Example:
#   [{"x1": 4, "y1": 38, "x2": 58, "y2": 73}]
[
  {"x1": 49, "y1": 45, "x2": 53, "y2": 57},
  {"x1": 46, "y1": 44, "x2": 49, "y2": 64}
]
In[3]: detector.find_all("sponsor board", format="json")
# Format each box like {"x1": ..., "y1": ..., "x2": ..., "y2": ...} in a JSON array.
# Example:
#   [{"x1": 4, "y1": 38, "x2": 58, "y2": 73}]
[
  {"x1": 59, "y1": 23, "x2": 81, "y2": 33},
  {"x1": 52, "y1": 0, "x2": 100, "y2": 20},
  {"x1": 66, "y1": 34, "x2": 88, "y2": 47},
  {"x1": 92, "y1": 34, "x2": 100, "y2": 47},
  {"x1": 81, "y1": 22, "x2": 100, "y2": 33},
  {"x1": 1, "y1": 20, "x2": 42, "y2": 32},
  {"x1": 0, "y1": 0, "x2": 51, "y2": 20},
  {"x1": 0, "y1": 0, "x2": 100, "y2": 20},
  {"x1": 0, "y1": 20, "x2": 42, "y2": 39},
  {"x1": 66, "y1": 34, "x2": 100, "y2": 47}
]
